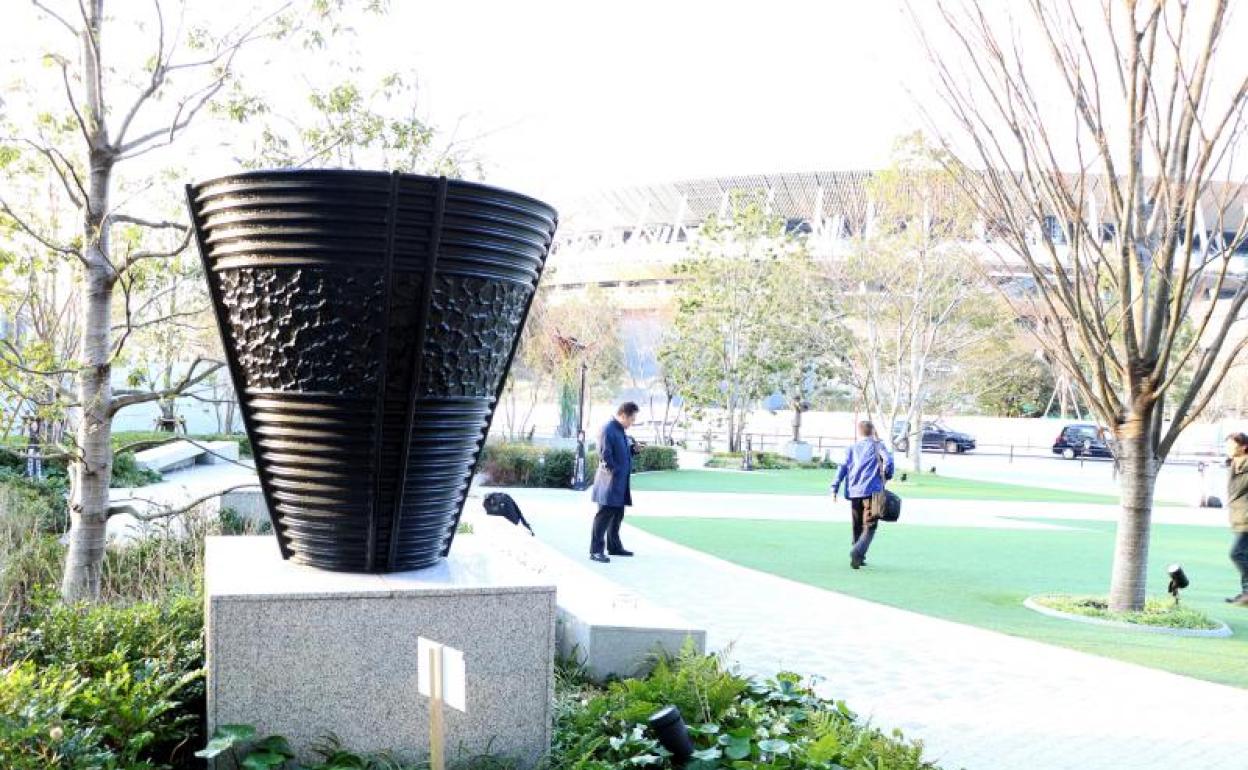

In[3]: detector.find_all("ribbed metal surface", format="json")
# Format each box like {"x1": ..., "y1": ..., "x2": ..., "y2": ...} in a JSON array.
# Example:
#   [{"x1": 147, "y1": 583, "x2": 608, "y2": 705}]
[{"x1": 186, "y1": 170, "x2": 557, "y2": 572}]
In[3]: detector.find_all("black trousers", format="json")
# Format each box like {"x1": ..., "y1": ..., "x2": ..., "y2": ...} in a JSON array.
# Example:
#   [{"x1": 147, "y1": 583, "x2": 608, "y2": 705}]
[
  {"x1": 591, "y1": 505, "x2": 626, "y2": 555},
  {"x1": 1232, "y1": 531, "x2": 1248, "y2": 594}
]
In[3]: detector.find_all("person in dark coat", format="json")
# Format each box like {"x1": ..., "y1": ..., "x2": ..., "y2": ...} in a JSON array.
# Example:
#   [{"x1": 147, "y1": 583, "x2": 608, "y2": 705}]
[
  {"x1": 589, "y1": 402, "x2": 641, "y2": 562},
  {"x1": 1225, "y1": 432, "x2": 1248, "y2": 606}
]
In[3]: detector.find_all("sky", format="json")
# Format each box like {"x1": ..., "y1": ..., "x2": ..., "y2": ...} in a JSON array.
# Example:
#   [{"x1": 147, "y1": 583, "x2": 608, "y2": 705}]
[
  {"x1": 369, "y1": 0, "x2": 926, "y2": 202},
  {"x1": 3, "y1": 1, "x2": 1247, "y2": 211}
]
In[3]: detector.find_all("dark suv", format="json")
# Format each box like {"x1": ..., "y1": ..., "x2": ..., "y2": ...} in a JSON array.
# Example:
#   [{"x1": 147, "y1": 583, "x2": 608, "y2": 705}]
[
  {"x1": 1051, "y1": 423, "x2": 1114, "y2": 459},
  {"x1": 892, "y1": 420, "x2": 977, "y2": 454}
]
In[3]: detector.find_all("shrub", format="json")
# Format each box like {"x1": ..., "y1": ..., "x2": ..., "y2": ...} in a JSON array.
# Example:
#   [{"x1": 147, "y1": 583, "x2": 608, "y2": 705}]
[
  {"x1": 550, "y1": 645, "x2": 938, "y2": 770},
  {"x1": 0, "y1": 475, "x2": 70, "y2": 627},
  {"x1": 479, "y1": 443, "x2": 600, "y2": 488},
  {"x1": 0, "y1": 444, "x2": 160, "y2": 489},
  {"x1": 111, "y1": 451, "x2": 163, "y2": 488},
  {"x1": 0, "y1": 470, "x2": 68, "y2": 533},
  {"x1": 705, "y1": 451, "x2": 836, "y2": 470},
  {"x1": 633, "y1": 445, "x2": 678, "y2": 473},
  {"x1": 706, "y1": 451, "x2": 800, "y2": 470},
  {"x1": 0, "y1": 594, "x2": 205, "y2": 770},
  {"x1": 0, "y1": 477, "x2": 265, "y2": 629}
]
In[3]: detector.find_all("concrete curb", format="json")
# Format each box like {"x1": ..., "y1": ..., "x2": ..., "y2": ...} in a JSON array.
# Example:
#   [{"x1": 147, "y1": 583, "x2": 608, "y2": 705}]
[{"x1": 1023, "y1": 596, "x2": 1233, "y2": 638}]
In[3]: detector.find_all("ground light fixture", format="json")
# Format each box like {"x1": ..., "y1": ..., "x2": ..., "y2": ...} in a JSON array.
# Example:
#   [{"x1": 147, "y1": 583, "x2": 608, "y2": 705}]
[
  {"x1": 648, "y1": 705, "x2": 695, "y2": 762},
  {"x1": 1167, "y1": 563, "x2": 1190, "y2": 606}
]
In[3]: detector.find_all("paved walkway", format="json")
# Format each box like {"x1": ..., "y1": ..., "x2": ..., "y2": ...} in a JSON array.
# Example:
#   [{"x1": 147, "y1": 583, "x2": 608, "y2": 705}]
[{"x1": 472, "y1": 487, "x2": 1248, "y2": 770}]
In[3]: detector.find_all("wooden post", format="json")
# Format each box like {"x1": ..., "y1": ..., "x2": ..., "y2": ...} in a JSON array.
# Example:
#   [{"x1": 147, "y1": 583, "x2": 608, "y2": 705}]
[{"x1": 429, "y1": 644, "x2": 445, "y2": 770}]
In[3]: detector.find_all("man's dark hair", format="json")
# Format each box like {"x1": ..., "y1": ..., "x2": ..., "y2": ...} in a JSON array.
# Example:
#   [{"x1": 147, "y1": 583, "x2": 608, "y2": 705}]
[
  {"x1": 617, "y1": 402, "x2": 640, "y2": 417},
  {"x1": 858, "y1": 420, "x2": 875, "y2": 437},
  {"x1": 1231, "y1": 432, "x2": 1248, "y2": 450}
]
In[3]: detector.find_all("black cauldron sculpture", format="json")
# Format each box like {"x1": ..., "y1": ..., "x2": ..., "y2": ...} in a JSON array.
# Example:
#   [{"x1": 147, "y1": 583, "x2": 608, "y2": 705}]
[{"x1": 186, "y1": 170, "x2": 557, "y2": 572}]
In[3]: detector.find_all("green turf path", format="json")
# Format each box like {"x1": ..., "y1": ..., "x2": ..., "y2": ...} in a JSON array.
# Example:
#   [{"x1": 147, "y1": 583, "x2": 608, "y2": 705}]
[
  {"x1": 629, "y1": 516, "x2": 1248, "y2": 688},
  {"x1": 631, "y1": 468, "x2": 1124, "y2": 504}
]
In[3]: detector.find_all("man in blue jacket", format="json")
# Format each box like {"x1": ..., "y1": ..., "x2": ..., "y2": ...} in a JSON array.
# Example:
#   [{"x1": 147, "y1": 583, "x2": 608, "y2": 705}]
[
  {"x1": 589, "y1": 402, "x2": 641, "y2": 563},
  {"x1": 832, "y1": 420, "x2": 894, "y2": 569}
]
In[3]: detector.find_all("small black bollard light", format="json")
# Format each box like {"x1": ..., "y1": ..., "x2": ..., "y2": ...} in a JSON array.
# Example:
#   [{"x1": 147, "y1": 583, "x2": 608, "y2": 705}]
[
  {"x1": 1167, "y1": 563, "x2": 1190, "y2": 606},
  {"x1": 648, "y1": 705, "x2": 695, "y2": 762}
]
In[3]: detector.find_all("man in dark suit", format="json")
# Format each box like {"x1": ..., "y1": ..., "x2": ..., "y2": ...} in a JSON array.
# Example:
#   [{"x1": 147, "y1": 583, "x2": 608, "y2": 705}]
[{"x1": 589, "y1": 402, "x2": 641, "y2": 562}]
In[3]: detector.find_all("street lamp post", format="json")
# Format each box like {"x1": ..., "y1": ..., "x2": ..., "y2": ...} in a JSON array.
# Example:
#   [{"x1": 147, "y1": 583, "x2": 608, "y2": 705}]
[
  {"x1": 573, "y1": 361, "x2": 589, "y2": 490},
  {"x1": 554, "y1": 330, "x2": 591, "y2": 490}
]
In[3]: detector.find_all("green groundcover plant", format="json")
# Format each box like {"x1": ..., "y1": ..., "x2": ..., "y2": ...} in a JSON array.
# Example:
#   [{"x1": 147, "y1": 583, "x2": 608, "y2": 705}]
[
  {"x1": 0, "y1": 594, "x2": 205, "y2": 770},
  {"x1": 548, "y1": 645, "x2": 937, "y2": 770},
  {"x1": 1031, "y1": 595, "x2": 1221, "y2": 631}
]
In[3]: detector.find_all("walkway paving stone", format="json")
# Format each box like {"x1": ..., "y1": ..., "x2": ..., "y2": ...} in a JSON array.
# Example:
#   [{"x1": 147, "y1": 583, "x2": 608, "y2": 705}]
[{"x1": 480, "y1": 487, "x2": 1248, "y2": 770}]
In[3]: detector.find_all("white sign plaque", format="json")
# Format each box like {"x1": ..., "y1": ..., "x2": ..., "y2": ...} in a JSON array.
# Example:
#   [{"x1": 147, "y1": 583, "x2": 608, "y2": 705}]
[{"x1": 418, "y1": 637, "x2": 467, "y2": 713}]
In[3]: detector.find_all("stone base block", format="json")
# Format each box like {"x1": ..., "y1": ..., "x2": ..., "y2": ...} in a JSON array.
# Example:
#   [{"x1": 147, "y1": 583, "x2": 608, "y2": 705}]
[
  {"x1": 206, "y1": 488, "x2": 270, "y2": 527},
  {"x1": 471, "y1": 517, "x2": 705, "y2": 682},
  {"x1": 135, "y1": 440, "x2": 201, "y2": 473},
  {"x1": 199, "y1": 440, "x2": 241, "y2": 465},
  {"x1": 205, "y1": 536, "x2": 556, "y2": 766},
  {"x1": 558, "y1": 605, "x2": 706, "y2": 682}
]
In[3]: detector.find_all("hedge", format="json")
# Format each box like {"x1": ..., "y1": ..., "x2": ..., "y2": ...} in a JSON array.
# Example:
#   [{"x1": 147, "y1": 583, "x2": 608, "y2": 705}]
[
  {"x1": 706, "y1": 451, "x2": 836, "y2": 470},
  {"x1": 634, "y1": 444, "x2": 679, "y2": 472},
  {"x1": 480, "y1": 442, "x2": 679, "y2": 487},
  {"x1": 479, "y1": 443, "x2": 601, "y2": 488}
]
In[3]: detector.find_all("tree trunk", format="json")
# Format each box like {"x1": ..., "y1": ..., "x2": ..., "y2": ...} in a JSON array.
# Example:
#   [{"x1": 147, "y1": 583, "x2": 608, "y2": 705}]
[
  {"x1": 557, "y1": 378, "x2": 577, "y2": 438},
  {"x1": 61, "y1": 0, "x2": 113, "y2": 603},
  {"x1": 791, "y1": 401, "x2": 802, "y2": 443},
  {"x1": 61, "y1": 267, "x2": 114, "y2": 602},
  {"x1": 909, "y1": 339, "x2": 924, "y2": 473},
  {"x1": 908, "y1": 415, "x2": 922, "y2": 472},
  {"x1": 661, "y1": 392, "x2": 673, "y2": 445},
  {"x1": 1108, "y1": 418, "x2": 1159, "y2": 612}
]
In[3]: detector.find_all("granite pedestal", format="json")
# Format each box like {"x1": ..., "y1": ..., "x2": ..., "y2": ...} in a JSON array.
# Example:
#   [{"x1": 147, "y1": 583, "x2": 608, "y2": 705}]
[{"x1": 205, "y1": 536, "x2": 556, "y2": 766}]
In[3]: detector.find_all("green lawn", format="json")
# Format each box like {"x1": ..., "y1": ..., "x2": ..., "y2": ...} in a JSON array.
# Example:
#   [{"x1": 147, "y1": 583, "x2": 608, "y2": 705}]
[
  {"x1": 632, "y1": 468, "x2": 1124, "y2": 504},
  {"x1": 630, "y1": 516, "x2": 1248, "y2": 688}
]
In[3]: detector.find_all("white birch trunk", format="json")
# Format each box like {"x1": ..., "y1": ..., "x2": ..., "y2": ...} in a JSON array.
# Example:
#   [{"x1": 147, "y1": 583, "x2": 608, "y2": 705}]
[
  {"x1": 60, "y1": 0, "x2": 116, "y2": 603},
  {"x1": 1107, "y1": 417, "x2": 1159, "y2": 612}
]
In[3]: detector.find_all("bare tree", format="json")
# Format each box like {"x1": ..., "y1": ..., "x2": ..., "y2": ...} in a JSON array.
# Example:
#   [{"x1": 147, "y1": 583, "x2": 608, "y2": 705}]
[{"x1": 919, "y1": 0, "x2": 1248, "y2": 610}]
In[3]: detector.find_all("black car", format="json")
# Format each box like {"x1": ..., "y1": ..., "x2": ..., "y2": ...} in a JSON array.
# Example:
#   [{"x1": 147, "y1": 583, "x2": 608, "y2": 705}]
[
  {"x1": 892, "y1": 420, "x2": 977, "y2": 453},
  {"x1": 1051, "y1": 423, "x2": 1114, "y2": 459}
]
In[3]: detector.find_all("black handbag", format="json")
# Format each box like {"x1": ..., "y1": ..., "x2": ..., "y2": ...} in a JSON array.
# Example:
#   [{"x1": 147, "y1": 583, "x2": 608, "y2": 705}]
[
  {"x1": 873, "y1": 443, "x2": 902, "y2": 522},
  {"x1": 879, "y1": 489, "x2": 902, "y2": 522}
]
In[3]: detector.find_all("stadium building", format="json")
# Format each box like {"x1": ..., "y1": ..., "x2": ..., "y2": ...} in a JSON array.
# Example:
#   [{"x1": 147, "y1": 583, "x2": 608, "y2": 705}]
[{"x1": 544, "y1": 171, "x2": 1248, "y2": 383}]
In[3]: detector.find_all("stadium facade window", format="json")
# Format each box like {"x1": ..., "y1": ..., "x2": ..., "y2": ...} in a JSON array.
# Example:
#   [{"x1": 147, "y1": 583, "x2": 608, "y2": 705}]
[
  {"x1": 1042, "y1": 214, "x2": 1068, "y2": 245},
  {"x1": 1222, "y1": 231, "x2": 1248, "y2": 254}
]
